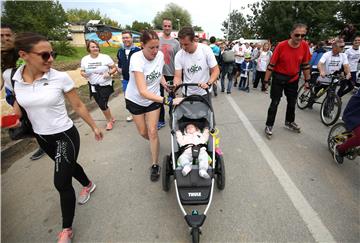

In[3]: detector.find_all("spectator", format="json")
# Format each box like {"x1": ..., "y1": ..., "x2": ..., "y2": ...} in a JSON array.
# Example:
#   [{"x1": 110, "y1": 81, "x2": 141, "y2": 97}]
[{"x1": 117, "y1": 30, "x2": 141, "y2": 122}]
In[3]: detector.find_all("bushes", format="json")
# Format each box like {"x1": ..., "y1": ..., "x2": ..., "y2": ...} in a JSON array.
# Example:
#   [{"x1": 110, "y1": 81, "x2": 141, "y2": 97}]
[{"x1": 51, "y1": 40, "x2": 77, "y2": 56}]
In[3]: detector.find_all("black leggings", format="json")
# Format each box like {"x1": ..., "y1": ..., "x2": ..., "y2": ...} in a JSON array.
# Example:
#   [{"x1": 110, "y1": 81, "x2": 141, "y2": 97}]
[{"x1": 35, "y1": 126, "x2": 90, "y2": 228}]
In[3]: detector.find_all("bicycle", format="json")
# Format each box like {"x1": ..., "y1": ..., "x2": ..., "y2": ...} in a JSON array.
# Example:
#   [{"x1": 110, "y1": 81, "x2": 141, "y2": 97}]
[
  {"x1": 327, "y1": 122, "x2": 360, "y2": 162},
  {"x1": 297, "y1": 72, "x2": 344, "y2": 126}
]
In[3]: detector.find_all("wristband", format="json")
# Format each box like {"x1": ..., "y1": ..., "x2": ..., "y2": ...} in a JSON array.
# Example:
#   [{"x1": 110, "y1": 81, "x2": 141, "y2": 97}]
[
  {"x1": 163, "y1": 96, "x2": 173, "y2": 106},
  {"x1": 206, "y1": 82, "x2": 212, "y2": 86},
  {"x1": 264, "y1": 80, "x2": 269, "y2": 83}
]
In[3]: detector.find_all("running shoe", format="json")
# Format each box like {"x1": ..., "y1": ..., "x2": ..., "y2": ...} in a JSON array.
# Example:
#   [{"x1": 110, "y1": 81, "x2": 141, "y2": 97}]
[
  {"x1": 57, "y1": 228, "x2": 73, "y2": 243},
  {"x1": 78, "y1": 181, "x2": 96, "y2": 205},
  {"x1": 106, "y1": 121, "x2": 113, "y2": 131},
  {"x1": 30, "y1": 148, "x2": 46, "y2": 160},
  {"x1": 150, "y1": 164, "x2": 161, "y2": 181},
  {"x1": 157, "y1": 122, "x2": 166, "y2": 130},
  {"x1": 126, "y1": 115, "x2": 133, "y2": 122}
]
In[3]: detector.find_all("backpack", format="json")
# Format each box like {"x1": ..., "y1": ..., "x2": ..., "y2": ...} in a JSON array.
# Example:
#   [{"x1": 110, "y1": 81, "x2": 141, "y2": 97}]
[
  {"x1": 222, "y1": 50, "x2": 235, "y2": 63},
  {"x1": 8, "y1": 68, "x2": 35, "y2": 140}
]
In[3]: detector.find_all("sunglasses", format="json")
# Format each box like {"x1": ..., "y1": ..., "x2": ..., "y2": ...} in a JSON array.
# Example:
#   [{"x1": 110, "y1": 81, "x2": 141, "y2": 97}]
[
  {"x1": 294, "y1": 34, "x2": 306, "y2": 38},
  {"x1": 338, "y1": 45, "x2": 345, "y2": 48},
  {"x1": 30, "y1": 51, "x2": 57, "y2": 61}
]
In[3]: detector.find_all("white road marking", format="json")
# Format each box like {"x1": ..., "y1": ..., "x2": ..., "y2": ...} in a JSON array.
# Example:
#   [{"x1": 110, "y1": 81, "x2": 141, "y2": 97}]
[{"x1": 226, "y1": 95, "x2": 335, "y2": 242}]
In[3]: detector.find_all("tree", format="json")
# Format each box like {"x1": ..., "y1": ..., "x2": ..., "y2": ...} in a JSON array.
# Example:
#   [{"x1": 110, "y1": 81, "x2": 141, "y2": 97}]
[
  {"x1": 153, "y1": 3, "x2": 192, "y2": 30},
  {"x1": 2, "y1": 0, "x2": 67, "y2": 40},
  {"x1": 222, "y1": 9, "x2": 253, "y2": 41},
  {"x1": 66, "y1": 8, "x2": 121, "y2": 28},
  {"x1": 130, "y1": 21, "x2": 152, "y2": 32},
  {"x1": 193, "y1": 25, "x2": 203, "y2": 31},
  {"x1": 247, "y1": 1, "x2": 342, "y2": 43}
]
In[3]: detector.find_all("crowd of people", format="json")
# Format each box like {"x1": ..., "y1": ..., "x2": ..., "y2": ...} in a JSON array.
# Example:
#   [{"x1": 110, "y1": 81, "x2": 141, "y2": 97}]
[{"x1": 1, "y1": 20, "x2": 359, "y2": 243}]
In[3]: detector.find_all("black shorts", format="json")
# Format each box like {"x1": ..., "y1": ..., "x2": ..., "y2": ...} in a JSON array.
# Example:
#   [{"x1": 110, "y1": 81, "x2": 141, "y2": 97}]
[
  {"x1": 125, "y1": 99, "x2": 161, "y2": 115},
  {"x1": 90, "y1": 84, "x2": 114, "y2": 111}
]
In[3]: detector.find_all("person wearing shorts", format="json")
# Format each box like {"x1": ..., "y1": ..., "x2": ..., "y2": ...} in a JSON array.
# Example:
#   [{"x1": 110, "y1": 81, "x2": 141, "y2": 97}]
[
  {"x1": 81, "y1": 40, "x2": 117, "y2": 130},
  {"x1": 125, "y1": 30, "x2": 182, "y2": 182}
]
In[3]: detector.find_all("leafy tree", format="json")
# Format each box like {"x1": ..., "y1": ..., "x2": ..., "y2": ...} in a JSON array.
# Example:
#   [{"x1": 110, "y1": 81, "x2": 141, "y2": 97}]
[
  {"x1": 336, "y1": 1, "x2": 360, "y2": 31},
  {"x1": 2, "y1": 0, "x2": 67, "y2": 40},
  {"x1": 247, "y1": 1, "x2": 345, "y2": 43},
  {"x1": 222, "y1": 9, "x2": 253, "y2": 41},
  {"x1": 130, "y1": 21, "x2": 152, "y2": 32},
  {"x1": 193, "y1": 25, "x2": 203, "y2": 31},
  {"x1": 66, "y1": 8, "x2": 121, "y2": 28},
  {"x1": 153, "y1": 3, "x2": 192, "y2": 30}
]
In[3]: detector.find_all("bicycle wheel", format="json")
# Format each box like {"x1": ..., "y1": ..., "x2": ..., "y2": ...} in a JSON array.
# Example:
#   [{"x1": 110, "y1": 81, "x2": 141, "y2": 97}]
[
  {"x1": 297, "y1": 84, "x2": 311, "y2": 109},
  {"x1": 327, "y1": 122, "x2": 347, "y2": 153},
  {"x1": 320, "y1": 94, "x2": 342, "y2": 126}
]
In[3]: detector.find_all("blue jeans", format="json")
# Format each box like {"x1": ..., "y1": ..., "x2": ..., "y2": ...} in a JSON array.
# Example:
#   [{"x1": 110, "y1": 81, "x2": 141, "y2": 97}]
[
  {"x1": 221, "y1": 63, "x2": 234, "y2": 92},
  {"x1": 122, "y1": 80, "x2": 129, "y2": 92},
  {"x1": 252, "y1": 61, "x2": 257, "y2": 82}
]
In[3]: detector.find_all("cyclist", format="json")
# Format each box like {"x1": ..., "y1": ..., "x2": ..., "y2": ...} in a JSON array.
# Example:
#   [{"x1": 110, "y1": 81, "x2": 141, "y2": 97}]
[
  {"x1": 338, "y1": 36, "x2": 360, "y2": 97},
  {"x1": 333, "y1": 89, "x2": 360, "y2": 164},
  {"x1": 317, "y1": 39, "x2": 351, "y2": 97}
]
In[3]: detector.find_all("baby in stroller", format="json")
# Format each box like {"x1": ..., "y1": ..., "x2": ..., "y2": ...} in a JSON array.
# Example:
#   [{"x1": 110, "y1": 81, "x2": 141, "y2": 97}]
[{"x1": 176, "y1": 123, "x2": 210, "y2": 179}]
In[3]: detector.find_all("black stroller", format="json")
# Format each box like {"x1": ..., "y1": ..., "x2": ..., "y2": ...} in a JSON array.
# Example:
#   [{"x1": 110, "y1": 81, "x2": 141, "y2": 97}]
[{"x1": 162, "y1": 83, "x2": 226, "y2": 243}]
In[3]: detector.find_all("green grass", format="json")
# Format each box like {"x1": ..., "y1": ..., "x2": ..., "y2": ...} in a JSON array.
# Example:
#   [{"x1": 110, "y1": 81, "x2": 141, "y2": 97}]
[{"x1": 55, "y1": 46, "x2": 119, "y2": 63}]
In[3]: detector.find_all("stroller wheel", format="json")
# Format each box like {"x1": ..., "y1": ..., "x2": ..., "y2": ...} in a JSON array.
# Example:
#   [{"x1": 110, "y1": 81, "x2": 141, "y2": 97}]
[
  {"x1": 215, "y1": 154, "x2": 226, "y2": 190},
  {"x1": 191, "y1": 227, "x2": 200, "y2": 243},
  {"x1": 162, "y1": 155, "x2": 172, "y2": 191}
]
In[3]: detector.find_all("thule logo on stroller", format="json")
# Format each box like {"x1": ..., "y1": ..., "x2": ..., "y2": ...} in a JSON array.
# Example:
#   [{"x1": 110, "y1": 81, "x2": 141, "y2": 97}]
[{"x1": 188, "y1": 192, "x2": 202, "y2": 197}]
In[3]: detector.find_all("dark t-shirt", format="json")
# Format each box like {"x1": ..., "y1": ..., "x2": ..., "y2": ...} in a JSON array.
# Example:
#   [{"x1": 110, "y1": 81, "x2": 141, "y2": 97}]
[{"x1": 270, "y1": 40, "x2": 311, "y2": 82}]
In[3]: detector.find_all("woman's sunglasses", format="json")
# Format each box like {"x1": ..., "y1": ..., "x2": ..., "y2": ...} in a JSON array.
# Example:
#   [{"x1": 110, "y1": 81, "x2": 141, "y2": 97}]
[
  {"x1": 30, "y1": 51, "x2": 57, "y2": 61},
  {"x1": 294, "y1": 34, "x2": 306, "y2": 38}
]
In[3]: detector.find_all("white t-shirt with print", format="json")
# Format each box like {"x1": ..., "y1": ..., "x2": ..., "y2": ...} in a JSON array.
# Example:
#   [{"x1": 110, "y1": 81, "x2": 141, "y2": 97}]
[
  {"x1": 80, "y1": 53, "x2": 114, "y2": 86},
  {"x1": 257, "y1": 51, "x2": 272, "y2": 72},
  {"x1": 345, "y1": 47, "x2": 360, "y2": 72},
  {"x1": 3, "y1": 66, "x2": 74, "y2": 135},
  {"x1": 175, "y1": 43, "x2": 218, "y2": 96},
  {"x1": 318, "y1": 51, "x2": 349, "y2": 83},
  {"x1": 232, "y1": 43, "x2": 246, "y2": 64},
  {"x1": 125, "y1": 51, "x2": 164, "y2": 107}
]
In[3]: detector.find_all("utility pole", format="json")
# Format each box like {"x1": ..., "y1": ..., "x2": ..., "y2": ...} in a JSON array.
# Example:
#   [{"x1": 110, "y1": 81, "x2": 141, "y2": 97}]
[{"x1": 227, "y1": 0, "x2": 231, "y2": 41}]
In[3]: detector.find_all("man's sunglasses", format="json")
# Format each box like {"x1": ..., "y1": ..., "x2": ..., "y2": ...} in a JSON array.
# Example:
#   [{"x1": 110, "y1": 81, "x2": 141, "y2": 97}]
[
  {"x1": 338, "y1": 45, "x2": 345, "y2": 48},
  {"x1": 294, "y1": 34, "x2": 306, "y2": 38},
  {"x1": 30, "y1": 51, "x2": 57, "y2": 61}
]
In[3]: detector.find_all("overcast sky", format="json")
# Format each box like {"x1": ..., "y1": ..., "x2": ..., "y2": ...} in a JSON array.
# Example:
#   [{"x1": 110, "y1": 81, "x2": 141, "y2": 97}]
[{"x1": 60, "y1": 0, "x2": 255, "y2": 38}]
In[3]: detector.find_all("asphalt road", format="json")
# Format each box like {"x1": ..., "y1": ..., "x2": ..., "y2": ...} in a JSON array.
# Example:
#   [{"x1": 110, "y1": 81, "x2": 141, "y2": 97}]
[{"x1": 1, "y1": 83, "x2": 359, "y2": 243}]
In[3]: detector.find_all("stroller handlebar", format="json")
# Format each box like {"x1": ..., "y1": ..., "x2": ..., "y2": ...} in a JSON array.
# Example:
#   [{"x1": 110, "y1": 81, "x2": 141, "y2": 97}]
[{"x1": 172, "y1": 83, "x2": 210, "y2": 96}]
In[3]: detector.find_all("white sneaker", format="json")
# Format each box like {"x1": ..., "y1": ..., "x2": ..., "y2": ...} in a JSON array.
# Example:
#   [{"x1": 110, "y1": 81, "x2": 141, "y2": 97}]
[
  {"x1": 126, "y1": 115, "x2": 133, "y2": 122},
  {"x1": 199, "y1": 169, "x2": 210, "y2": 179},
  {"x1": 182, "y1": 165, "x2": 192, "y2": 176}
]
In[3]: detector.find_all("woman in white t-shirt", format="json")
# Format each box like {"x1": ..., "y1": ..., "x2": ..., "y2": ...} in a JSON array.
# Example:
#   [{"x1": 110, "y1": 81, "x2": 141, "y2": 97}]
[
  {"x1": 125, "y1": 30, "x2": 182, "y2": 181},
  {"x1": 3, "y1": 32, "x2": 103, "y2": 243},
  {"x1": 80, "y1": 41, "x2": 117, "y2": 130},
  {"x1": 254, "y1": 42, "x2": 272, "y2": 91}
]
